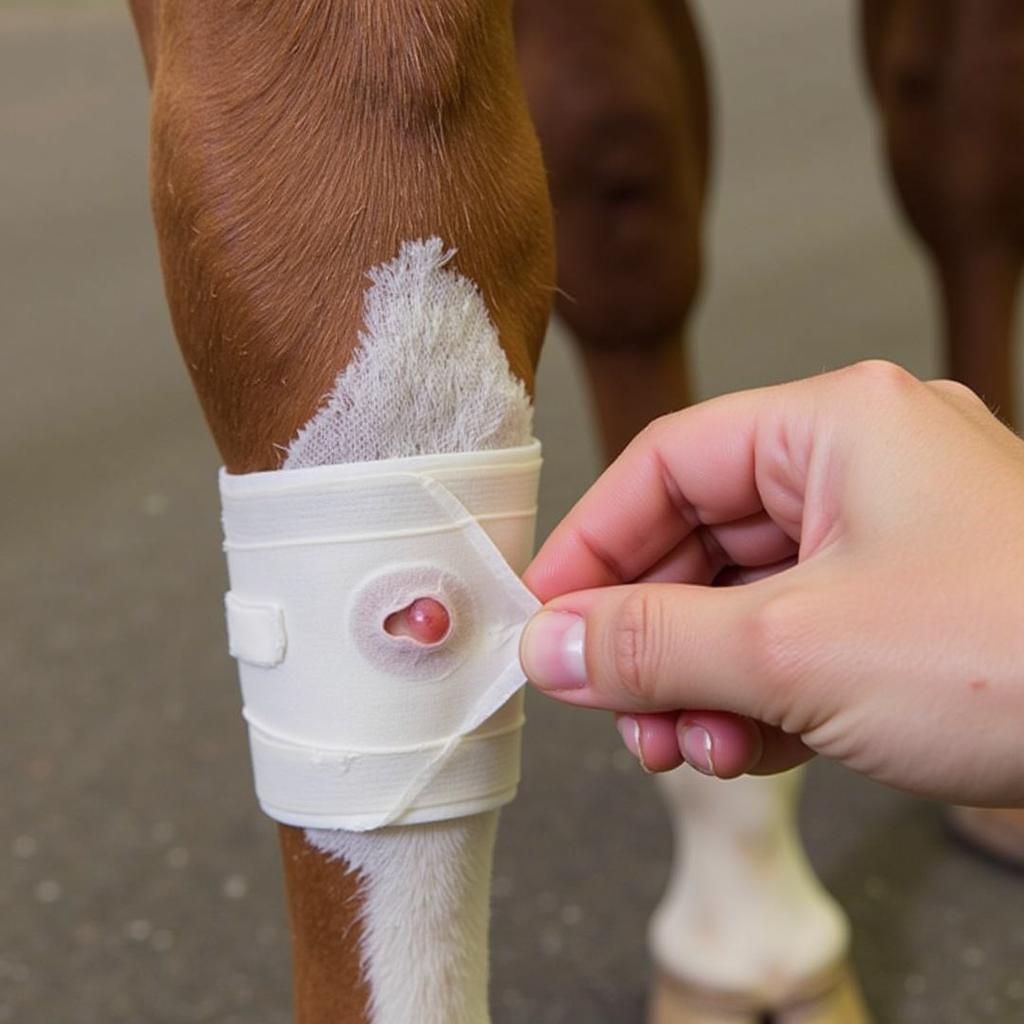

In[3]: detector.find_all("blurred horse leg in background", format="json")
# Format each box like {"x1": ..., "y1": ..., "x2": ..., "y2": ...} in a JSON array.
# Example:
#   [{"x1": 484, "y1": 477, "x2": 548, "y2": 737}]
[
  {"x1": 862, "y1": 0, "x2": 1024, "y2": 426},
  {"x1": 516, "y1": 0, "x2": 705, "y2": 457}
]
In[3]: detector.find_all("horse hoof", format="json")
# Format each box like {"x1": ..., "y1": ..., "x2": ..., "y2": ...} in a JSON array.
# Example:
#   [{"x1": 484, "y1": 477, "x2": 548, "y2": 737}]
[
  {"x1": 648, "y1": 958, "x2": 872, "y2": 1024},
  {"x1": 947, "y1": 805, "x2": 1024, "y2": 870}
]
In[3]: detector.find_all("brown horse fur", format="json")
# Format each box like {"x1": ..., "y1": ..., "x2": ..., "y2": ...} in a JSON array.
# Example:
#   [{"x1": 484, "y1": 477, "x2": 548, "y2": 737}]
[{"x1": 134, "y1": 0, "x2": 554, "y2": 474}]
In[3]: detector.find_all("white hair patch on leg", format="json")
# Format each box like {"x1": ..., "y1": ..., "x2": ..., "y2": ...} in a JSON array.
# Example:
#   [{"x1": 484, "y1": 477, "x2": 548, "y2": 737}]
[
  {"x1": 308, "y1": 815, "x2": 497, "y2": 1024},
  {"x1": 283, "y1": 236, "x2": 533, "y2": 467},
  {"x1": 286, "y1": 238, "x2": 535, "y2": 1024}
]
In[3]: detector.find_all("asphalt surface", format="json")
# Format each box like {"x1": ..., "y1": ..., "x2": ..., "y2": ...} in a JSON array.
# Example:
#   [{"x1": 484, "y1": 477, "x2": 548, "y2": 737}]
[{"x1": 2, "y1": 3, "x2": 1023, "y2": 1023}]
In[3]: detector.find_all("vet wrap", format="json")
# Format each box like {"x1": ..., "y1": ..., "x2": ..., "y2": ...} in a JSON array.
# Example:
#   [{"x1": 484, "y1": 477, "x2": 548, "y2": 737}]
[{"x1": 219, "y1": 441, "x2": 542, "y2": 831}]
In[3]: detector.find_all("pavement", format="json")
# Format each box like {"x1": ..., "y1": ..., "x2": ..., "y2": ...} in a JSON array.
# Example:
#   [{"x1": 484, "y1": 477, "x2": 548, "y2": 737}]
[{"x1": 1, "y1": 3, "x2": 1023, "y2": 1023}]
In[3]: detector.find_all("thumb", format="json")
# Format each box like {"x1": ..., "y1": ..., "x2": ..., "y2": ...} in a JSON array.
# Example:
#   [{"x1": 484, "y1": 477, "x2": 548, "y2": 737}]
[{"x1": 520, "y1": 581, "x2": 780, "y2": 719}]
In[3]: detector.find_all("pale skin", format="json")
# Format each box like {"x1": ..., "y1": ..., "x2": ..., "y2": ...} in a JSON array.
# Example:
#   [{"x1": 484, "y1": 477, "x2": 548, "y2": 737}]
[{"x1": 521, "y1": 360, "x2": 1024, "y2": 807}]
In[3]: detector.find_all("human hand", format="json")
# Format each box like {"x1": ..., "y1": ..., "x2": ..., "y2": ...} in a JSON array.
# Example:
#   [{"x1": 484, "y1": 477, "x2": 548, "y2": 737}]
[{"x1": 520, "y1": 362, "x2": 1024, "y2": 806}]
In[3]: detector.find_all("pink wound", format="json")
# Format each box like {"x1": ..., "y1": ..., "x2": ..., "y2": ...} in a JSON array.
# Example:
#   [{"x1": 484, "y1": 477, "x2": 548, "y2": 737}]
[{"x1": 384, "y1": 598, "x2": 452, "y2": 646}]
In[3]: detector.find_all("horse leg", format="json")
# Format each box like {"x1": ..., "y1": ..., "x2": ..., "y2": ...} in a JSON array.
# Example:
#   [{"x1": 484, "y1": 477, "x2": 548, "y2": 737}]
[
  {"x1": 648, "y1": 772, "x2": 865, "y2": 1024},
  {"x1": 129, "y1": 2, "x2": 553, "y2": 1020},
  {"x1": 862, "y1": 0, "x2": 1024, "y2": 868},
  {"x1": 862, "y1": 0, "x2": 1024, "y2": 423},
  {"x1": 518, "y1": 4, "x2": 866, "y2": 1020},
  {"x1": 515, "y1": 0, "x2": 705, "y2": 456}
]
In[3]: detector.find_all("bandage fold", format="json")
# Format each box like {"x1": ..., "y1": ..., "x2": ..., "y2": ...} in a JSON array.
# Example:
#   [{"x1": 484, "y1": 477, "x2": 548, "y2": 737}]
[{"x1": 219, "y1": 441, "x2": 542, "y2": 831}]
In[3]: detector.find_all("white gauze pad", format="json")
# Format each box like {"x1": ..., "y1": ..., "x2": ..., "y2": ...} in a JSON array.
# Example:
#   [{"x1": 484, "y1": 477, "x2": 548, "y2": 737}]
[{"x1": 219, "y1": 238, "x2": 542, "y2": 832}]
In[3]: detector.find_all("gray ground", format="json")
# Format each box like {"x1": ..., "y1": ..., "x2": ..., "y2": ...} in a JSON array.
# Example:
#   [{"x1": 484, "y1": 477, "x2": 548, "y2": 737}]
[{"x1": 2, "y1": 3, "x2": 1023, "y2": 1023}]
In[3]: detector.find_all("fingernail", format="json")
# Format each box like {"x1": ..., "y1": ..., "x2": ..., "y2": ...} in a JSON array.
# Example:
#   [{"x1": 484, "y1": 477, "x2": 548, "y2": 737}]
[
  {"x1": 521, "y1": 611, "x2": 587, "y2": 690},
  {"x1": 679, "y1": 724, "x2": 716, "y2": 776},
  {"x1": 616, "y1": 716, "x2": 640, "y2": 757},
  {"x1": 615, "y1": 716, "x2": 654, "y2": 773}
]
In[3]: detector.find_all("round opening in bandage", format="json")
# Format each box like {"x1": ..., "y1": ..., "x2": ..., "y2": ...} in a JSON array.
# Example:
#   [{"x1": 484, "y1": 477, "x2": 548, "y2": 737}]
[
  {"x1": 383, "y1": 597, "x2": 451, "y2": 646},
  {"x1": 349, "y1": 565, "x2": 476, "y2": 680}
]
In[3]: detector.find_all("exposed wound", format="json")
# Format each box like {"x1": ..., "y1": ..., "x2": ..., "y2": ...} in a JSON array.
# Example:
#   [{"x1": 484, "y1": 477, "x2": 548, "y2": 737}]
[{"x1": 384, "y1": 598, "x2": 452, "y2": 645}]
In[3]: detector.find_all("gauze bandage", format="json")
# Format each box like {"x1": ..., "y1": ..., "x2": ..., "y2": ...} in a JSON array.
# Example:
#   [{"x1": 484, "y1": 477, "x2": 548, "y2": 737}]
[{"x1": 219, "y1": 441, "x2": 542, "y2": 831}]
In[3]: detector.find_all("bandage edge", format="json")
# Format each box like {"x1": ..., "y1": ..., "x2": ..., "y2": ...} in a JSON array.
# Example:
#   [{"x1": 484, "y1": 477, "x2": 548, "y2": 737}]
[{"x1": 219, "y1": 438, "x2": 542, "y2": 497}]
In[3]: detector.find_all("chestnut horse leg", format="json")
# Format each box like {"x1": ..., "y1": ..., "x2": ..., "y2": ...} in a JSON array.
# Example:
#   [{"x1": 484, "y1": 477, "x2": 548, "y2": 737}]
[
  {"x1": 862, "y1": 0, "x2": 1024, "y2": 424},
  {"x1": 516, "y1": 0, "x2": 705, "y2": 456},
  {"x1": 862, "y1": 0, "x2": 1024, "y2": 867},
  {"x1": 517, "y1": 3, "x2": 867, "y2": 1021},
  {"x1": 129, "y1": 1, "x2": 553, "y2": 1021}
]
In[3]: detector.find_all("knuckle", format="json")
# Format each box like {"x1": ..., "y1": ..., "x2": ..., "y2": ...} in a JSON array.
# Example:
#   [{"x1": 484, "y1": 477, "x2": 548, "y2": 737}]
[
  {"x1": 846, "y1": 358, "x2": 916, "y2": 393},
  {"x1": 639, "y1": 412, "x2": 677, "y2": 446},
  {"x1": 742, "y1": 592, "x2": 816, "y2": 721},
  {"x1": 608, "y1": 590, "x2": 661, "y2": 701},
  {"x1": 841, "y1": 359, "x2": 918, "y2": 406},
  {"x1": 930, "y1": 378, "x2": 987, "y2": 411},
  {"x1": 626, "y1": 413, "x2": 679, "y2": 460}
]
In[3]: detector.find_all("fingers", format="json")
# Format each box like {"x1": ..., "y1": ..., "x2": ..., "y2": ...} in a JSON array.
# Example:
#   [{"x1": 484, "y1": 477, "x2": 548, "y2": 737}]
[
  {"x1": 704, "y1": 512, "x2": 799, "y2": 571},
  {"x1": 714, "y1": 555, "x2": 798, "y2": 587},
  {"x1": 524, "y1": 361, "x2": 938, "y2": 604},
  {"x1": 615, "y1": 710, "x2": 813, "y2": 778},
  {"x1": 615, "y1": 512, "x2": 797, "y2": 589},
  {"x1": 676, "y1": 711, "x2": 763, "y2": 777},
  {"x1": 615, "y1": 713, "x2": 684, "y2": 772},
  {"x1": 523, "y1": 388, "x2": 779, "y2": 601},
  {"x1": 747, "y1": 725, "x2": 815, "y2": 775},
  {"x1": 520, "y1": 580, "x2": 777, "y2": 717}
]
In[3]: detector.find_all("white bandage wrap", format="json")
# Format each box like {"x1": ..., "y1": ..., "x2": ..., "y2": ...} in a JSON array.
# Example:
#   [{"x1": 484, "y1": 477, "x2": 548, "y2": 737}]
[{"x1": 219, "y1": 441, "x2": 542, "y2": 831}]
